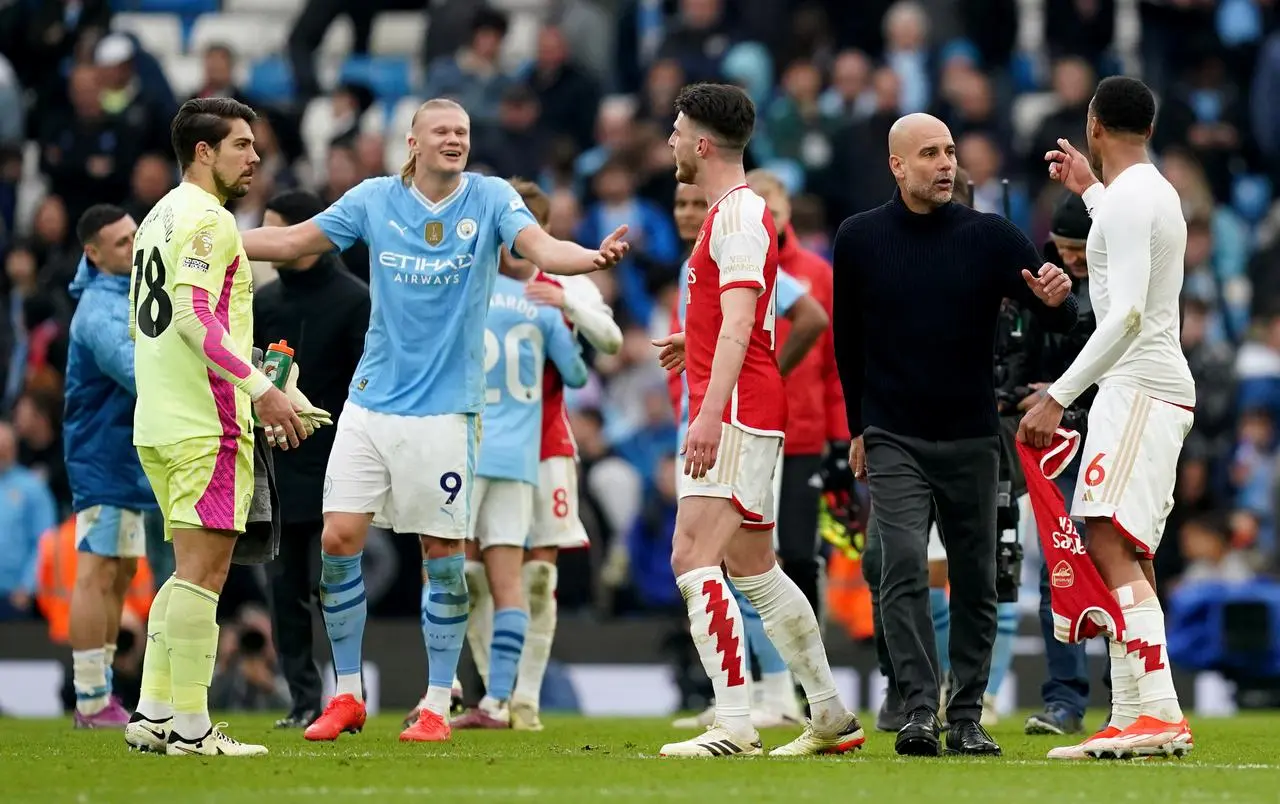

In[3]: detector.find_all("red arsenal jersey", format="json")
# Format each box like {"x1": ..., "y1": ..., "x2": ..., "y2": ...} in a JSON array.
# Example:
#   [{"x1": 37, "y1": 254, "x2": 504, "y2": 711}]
[
  {"x1": 684, "y1": 185, "x2": 787, "y2": 435},
  {"x1": 534, "y1": 271, "x2": 577, "y2": 460},
  {"x1": 1016, "y1": 430, "x2": 1127, "y2": 644}
]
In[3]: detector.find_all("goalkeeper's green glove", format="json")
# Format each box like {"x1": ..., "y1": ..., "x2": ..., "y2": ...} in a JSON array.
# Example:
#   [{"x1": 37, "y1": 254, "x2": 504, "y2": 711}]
[{"x1": 284, "y1": 362, "x2": 332, "y2": 436}]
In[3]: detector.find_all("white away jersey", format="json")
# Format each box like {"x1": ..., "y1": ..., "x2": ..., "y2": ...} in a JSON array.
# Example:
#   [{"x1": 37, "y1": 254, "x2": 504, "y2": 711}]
[{"x1": 1048, "y1": 163, "x2": 1196, "y2": 408}]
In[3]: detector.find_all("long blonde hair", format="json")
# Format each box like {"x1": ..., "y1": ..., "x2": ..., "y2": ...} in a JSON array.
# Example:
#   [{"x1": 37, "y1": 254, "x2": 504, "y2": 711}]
[{"x1": 400, "y1": 98, "x2": 468, "y2": 185}]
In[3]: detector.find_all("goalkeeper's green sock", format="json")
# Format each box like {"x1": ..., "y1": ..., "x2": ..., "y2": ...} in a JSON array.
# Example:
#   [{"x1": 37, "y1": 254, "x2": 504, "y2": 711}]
[
  {"x1": 166, "y1": 579, "x2": 220, "y2": 739},
  {"x1": 136, "y1": 575, "x2": 177, "y2": 722}
]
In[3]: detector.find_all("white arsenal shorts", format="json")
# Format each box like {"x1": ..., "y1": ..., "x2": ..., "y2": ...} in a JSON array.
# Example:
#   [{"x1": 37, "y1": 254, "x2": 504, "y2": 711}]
[
  {"x1": 529, "y1": 456, "x2": 589, "y2": 550},
  {"x1": 678, "y1": 423, "x2": 782, "y2": 531},
  {"x1": 1070, "y1": 384, "x2": 1194, "y2": 558}
]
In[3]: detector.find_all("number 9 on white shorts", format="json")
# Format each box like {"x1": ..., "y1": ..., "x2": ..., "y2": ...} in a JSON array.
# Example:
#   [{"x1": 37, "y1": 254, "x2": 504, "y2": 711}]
[{"x1": 323, "y1": 402, "x2": 477, "y2": 538}]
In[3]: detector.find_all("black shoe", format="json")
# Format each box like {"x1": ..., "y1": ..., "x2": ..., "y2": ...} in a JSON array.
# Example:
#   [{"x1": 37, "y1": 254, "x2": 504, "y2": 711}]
[
  {"x1": 945, "y1": 719, "x2": 1001, "y2": 756},
  {"x1": 895, "y1": 707, "x2": 941, "y2": 756},
  {"x1": 274, "y1": 708, "x2": 319, "y2": 729},
  {"x1": 1025, "y1": 705, "x2": 1083, "y2": 736},
  {"x1": 876, "y1": 696, "x2": 906, "y2": 733}
]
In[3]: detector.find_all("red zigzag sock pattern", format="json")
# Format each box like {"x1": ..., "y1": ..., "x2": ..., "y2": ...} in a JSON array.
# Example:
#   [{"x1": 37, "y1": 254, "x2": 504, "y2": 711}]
[{"x1": 702, "y1": 579, "x2": 745, "y2": 687}]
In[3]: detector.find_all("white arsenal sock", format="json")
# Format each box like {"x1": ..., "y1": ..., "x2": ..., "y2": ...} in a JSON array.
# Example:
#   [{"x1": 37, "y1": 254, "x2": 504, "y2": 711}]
[
  {"x1": 513, "y1": 560, "x2": 557, "y2": 707},
  {"x1": 1115, "y1": 583, "x2": 1182, "y2": 724},
  {"x1": 677, "y1": 566, "x2": 751, "y2": 735},
  {"x1": 464, "y1": 560, "x2": 492, "y2": 683},
  {"x1": 731, "y1": 564, "x2": 846, "y2": 733},
  {"x1": 1107, "y1": 638, "x2": 1140, "y2": 729}
]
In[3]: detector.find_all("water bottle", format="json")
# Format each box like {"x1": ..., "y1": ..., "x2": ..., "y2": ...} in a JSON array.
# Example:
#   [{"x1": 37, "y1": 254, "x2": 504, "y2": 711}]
[{"x1": 262, "y1": 340, "x2": 295, "y2": 391}]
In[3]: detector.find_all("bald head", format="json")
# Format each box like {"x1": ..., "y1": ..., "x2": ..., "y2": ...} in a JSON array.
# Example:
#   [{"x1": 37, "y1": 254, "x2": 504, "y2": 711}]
[
  {"x1": 888, "y1": 113, "x2": 950, "y2": 154},
  {"x1": 888, "y1": 113, "x2": 957, "y2": 213}
]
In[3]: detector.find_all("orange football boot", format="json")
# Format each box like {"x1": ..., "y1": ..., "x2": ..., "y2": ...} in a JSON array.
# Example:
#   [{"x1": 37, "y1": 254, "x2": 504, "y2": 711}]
[
  {"x1": 303, "y1": 694, "x2": 367, "y2": 742},
  {"x1": 400, "y1": 708, "x2": 452, "y2": 742}
]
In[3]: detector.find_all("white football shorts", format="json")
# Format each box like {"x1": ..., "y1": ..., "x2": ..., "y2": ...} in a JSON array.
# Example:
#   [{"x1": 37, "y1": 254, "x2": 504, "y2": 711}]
[
  {"x1": 76, "y1": 505, "x2": 146, "y2": 558},
  {"x1": 1070, "y1": 384, "x2": 1194, "y2": 558},
  {"x1": 323, "y1": 402, "x2": 477, "y2": 538},
  {"x1": 469, "y1": 477, "x2": 534, "y2": 549},
  {"x1": 926, "y1": 520, "x2": 947, "y2": 562},
  {"x1": 678, "y1": 423, "x2": 782, "y2": 531},
  {"x1": 529, "y1": 456, "x2": 589, "y2": 550}
]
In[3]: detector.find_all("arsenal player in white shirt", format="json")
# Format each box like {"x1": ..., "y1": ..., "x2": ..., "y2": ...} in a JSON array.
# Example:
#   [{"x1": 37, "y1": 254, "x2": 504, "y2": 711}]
[
  {"x1": 1020, "y1": 76, "x2": 1196, "y2": 760},
  {"x1": 656, "y1": 83, "x2": 860, "y2": 759}
]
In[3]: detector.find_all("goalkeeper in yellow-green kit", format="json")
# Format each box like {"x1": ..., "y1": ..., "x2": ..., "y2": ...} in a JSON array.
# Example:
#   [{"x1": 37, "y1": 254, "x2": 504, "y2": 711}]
[{"x1": 123, "y1": 98, "x2": 330, "y2": 757}]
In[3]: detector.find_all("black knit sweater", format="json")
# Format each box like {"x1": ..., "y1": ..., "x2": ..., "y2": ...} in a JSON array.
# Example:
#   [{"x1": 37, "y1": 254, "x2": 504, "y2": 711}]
[{"x1": 832, "y1": 191, "x2": 1079, "y2": 441}]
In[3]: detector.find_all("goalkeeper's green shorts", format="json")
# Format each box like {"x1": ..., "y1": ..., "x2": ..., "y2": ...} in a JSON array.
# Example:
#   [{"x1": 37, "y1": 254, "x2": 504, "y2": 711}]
[{"x1": 137, "y1": 434, "x2": 254, "y2": 540}]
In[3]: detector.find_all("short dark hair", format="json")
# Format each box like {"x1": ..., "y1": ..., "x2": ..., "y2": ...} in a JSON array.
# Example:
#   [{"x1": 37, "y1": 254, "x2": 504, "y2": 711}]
[
  {"x1": 171, "y1": 97, "x2": 257, "y2": 170},
  {"x1": 264, "y1": 189, "x2": 326, "y2": 226},
  {"x1": 1090, "y1": 76, "x2": 1156, "y2": 137},
  {"x1": 76, "y1": 204, "x2": 128, "y2": 246},
  {"x1": 472, "y1": 7, "x2": 509, "y2": 37},
  {"x1": 674, "y1": 82, "x2": 756, "y2": 152}
]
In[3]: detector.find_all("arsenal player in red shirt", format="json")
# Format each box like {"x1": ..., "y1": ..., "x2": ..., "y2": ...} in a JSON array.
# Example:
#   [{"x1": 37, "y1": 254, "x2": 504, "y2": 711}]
[{"x1": 656, "y1": 83, "x2": 860, "y2": 759}]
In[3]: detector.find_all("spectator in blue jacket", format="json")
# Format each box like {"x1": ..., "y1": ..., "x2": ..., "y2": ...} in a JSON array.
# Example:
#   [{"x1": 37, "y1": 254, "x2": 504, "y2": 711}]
[
  {"x1": 0, "y1": 420, "x2": 56, "y2": 622},
  {"x1": 62, "y1": 204, "x2": 157, "y2": 729}
]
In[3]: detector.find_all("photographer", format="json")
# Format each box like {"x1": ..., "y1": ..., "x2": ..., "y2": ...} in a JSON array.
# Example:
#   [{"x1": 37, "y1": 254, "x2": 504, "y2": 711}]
[
  {"x1": 1020, "y1": 193, "x2": 1100, "y2": 738},
  {"x1": 209, "y1": 606, "x2": 292, "y2": 712}
]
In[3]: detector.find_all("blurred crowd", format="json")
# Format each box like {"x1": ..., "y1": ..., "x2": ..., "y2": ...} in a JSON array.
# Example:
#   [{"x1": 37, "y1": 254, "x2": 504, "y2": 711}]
[{"x1": 3, "y1": 0, "x2": 1280, "y2": 665}]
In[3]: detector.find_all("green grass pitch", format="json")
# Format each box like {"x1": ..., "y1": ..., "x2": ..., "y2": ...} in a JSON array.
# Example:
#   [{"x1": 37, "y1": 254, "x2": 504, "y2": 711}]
[{"x1": 4, "y1": 712, "x2": 1279, "y2": 802}]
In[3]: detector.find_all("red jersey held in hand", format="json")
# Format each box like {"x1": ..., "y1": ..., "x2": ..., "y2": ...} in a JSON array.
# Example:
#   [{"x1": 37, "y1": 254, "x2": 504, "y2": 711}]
[
  {"x1": 1016, "y1": 429, "x2": 1127, "y2": 644},
  {"x1": 683, "y1": 185, "x2": 787, "y2": 436},
  {"x1": 534, "y1": 270, "x2": 576, "y2": 460}
]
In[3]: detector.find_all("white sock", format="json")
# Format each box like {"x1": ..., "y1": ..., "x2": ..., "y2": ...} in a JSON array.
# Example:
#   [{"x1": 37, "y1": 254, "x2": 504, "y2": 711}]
[
  {"x1": 676, "y1": 566, "x2": 751, "y2": 735},
  {"x1": 1107, "y1": 638, "x2": 1139, "y2": 729},
  {"x1": 103, "y1": 643, "x2": 117, "y2": 679},
  {"x1": 135, "y1": 699, "x2": 173, "y2": 722},
  {"x1": 513, "y1": 560, "x2": 557, "y2": 707},
  {"x1": 465, "y1": 560, "x2": 492, "y2": 683},
  {"x1": 731, "y1": 564, "x2": 846, "y2": 733},
  {"x1": 73, "y1": 648, "x2": 109, "y2": 715},
  {"x1": 1121, "y1": 595, "x2": 1183, "y2": 724},
  {"x1": 335, "y1": 673, "x2": 363, "y2": 700},
  {"x1": 174, "y1": 712, "x2": 212, "y2": 739},
  {"x1": 759, "y1": 670, "x2": 799, "y2": 716},
  {"x1": 424, "y1": 684, "x2": 452, "y2": 717}
]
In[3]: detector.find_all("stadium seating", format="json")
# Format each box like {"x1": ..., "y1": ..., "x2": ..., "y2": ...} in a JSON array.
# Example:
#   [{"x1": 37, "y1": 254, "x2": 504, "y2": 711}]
[
  {"x1": 111, "y1": 12, "x2": 185, "y2": 59},
  {"x1": 247, "y1": 54, "x2": 296, "y2": 105},
  {"x1": 190, "y1": 14, "x2": 292, "y2": 60},
  {"x1": 338, "y1": 56, "x2": 414, "y2": 105},
  {"x1": 370, "y1": 12, "x2": 429, "y2": 58}
]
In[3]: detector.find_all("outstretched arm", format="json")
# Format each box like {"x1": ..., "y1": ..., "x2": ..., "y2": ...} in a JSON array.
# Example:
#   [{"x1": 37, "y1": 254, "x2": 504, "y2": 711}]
[
  {"x1": 516, "y1": 224, "x2": 629, "y2": 276},
  {"x1": 241, "y1": 221, "x2": 335, "y2": 263}
]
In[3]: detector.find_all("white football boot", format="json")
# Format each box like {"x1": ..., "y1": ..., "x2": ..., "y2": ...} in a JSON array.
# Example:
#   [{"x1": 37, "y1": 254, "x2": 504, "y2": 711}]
[
  {"x1": 166, "y1": 722, "x2": 268, "y2": 757},
  {"x1": 660, "y1": 723, "x2": 762, "y2": 757}
]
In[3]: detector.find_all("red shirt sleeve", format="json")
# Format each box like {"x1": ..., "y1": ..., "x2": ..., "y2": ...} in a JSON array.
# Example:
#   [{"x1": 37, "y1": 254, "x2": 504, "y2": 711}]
[{"x1": 810, "y1": 258, "x2": 850, "y2": 441}]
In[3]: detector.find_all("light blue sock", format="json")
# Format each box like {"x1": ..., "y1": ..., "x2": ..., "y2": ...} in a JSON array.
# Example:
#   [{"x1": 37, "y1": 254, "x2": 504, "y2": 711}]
[
  {"x1": 987, "y1": 601, "x2": 1019, "y2": 695},
  {"x1": 424, "y1": 555, "x2": 469, "y2": 695},
  {"x1": 486, "y1": 607, "x2": 529, "y2": 702},
  {"x1": 930, "y1": 588, "x2": 951, "y2": 676},
  {"x1": 321, "y1": 552, "x2": 366, "y2": 691},
  {"x1": 730, "y1": 581, "x2": 786, "y2": 675}
]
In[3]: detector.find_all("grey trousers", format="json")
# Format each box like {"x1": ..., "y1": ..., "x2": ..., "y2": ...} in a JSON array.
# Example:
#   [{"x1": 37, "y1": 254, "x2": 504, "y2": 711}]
[{"x1": 863, "y1": 426, "x2": 1000, "y2": 724}]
